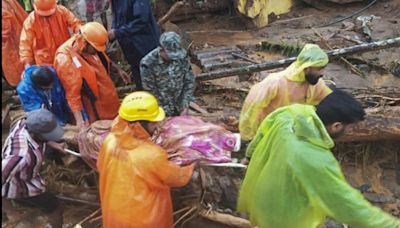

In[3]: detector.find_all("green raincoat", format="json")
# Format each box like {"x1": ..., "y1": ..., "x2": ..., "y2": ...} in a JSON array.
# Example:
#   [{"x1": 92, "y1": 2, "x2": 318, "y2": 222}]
[{"x1": 238, "y1": 104, "x2": 400, "y2": 228}]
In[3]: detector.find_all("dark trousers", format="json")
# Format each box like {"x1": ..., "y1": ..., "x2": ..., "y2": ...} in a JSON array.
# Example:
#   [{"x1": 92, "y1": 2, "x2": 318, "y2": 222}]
[{"x1": 131, "y1": 65, "x2": 143, "y2": 90}]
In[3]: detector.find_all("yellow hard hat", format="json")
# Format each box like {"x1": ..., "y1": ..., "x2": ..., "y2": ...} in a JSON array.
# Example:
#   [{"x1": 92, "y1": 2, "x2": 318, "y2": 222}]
[
  {"x1": 80, "y1": 22, "x2": 108, "y2": 52},
  {"x1": 119, "y1": 91, "x2": 166, "y2": 122}
]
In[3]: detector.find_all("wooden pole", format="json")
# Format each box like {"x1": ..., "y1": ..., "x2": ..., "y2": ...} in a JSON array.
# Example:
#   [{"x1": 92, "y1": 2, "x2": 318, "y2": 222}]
[{"x1": 196, "y1": 37, "x2": 400, "y2": 81}]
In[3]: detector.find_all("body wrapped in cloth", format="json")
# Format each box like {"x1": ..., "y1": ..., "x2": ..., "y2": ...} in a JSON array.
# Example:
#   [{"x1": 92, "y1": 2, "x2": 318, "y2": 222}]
[
  {"x1": 152, "y1": 116, "x2": 239, "y2": 166},
  {"x1": 78, "y1": 120, "x2": 113, "y2": 170},
  {"x1": 78, "y1": 116, "x2": 239, "y2": 169}
]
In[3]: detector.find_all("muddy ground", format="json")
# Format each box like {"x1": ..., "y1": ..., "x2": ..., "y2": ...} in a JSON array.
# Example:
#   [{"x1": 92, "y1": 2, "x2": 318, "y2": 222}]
[{"x1": 2, "y1": 0, "x2": 400, "y2": 227}]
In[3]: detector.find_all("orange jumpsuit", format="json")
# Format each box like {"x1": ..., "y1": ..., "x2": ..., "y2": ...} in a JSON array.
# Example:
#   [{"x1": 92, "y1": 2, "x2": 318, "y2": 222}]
[
  {"x1": 54, "y1": 34, "x2": 120, "y2": 123},
  {"x1": 19, "y1": 5, "x2": 81, "y2": 67},
  {"x1": 97, "y1": 117, "x2": 195, "y2": 228},
  {"x1": 2, "y1": 0, "x2": 27, "y2": 86}
]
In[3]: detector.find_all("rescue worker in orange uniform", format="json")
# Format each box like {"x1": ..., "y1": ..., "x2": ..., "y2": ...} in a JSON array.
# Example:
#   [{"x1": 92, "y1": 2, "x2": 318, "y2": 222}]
[
  {"x1": 19, "y1": 0, "x2": 81, "y2": 68},
  {"x1": 2, "y1": 0, "x2": 27, "y2": 87},
  {"x1": 97, "y1": 91, "x2": 195, "y2": 228},
  {"x1": 54, "y1": 22, "x2": 129, "y2": 127}
]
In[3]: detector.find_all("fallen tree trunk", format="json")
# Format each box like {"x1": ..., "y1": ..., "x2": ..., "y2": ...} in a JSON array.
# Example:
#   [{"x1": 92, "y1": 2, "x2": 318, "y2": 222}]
[
  {"x1": 196, "y1": 37, "x2": 400, "y2": 81},
  {"x1": 337, "y1": 107, "x2": 400, "y2": 142}
]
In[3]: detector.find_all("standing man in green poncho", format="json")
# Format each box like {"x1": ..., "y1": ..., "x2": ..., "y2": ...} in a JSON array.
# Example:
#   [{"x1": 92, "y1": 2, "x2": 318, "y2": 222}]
[{"x1": 238, "y1": 89, "x2": 400, "y2": 228}]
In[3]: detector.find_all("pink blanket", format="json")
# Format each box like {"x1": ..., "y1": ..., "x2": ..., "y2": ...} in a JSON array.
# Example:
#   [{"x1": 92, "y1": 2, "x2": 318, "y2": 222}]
[
  {"x1": 78, "y1": 116, "x2": 239, "y2": 169},
  {"x1": 152, "y1": 116, "x2": 239, "y2": 166}
]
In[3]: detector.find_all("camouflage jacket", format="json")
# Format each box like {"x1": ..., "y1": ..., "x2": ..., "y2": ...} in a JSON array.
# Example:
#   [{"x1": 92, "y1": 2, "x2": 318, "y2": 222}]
[{"x1": 140, "y1": 47, "x2": 195, "y2": 116}]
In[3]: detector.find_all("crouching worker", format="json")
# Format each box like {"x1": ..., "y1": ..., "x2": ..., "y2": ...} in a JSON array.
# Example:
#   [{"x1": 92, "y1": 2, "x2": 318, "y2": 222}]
[
  {"x1": 238, "y1": 89, "x2": 400, "y2": 228},
  {"x1": 17, "y1": 65, "x2": 71, "y2": 125},
  {"x1": 54, "y1": 22, "x2": 128, "y2": 127},
  {"x1": 97, "y1": 91, "x2": 195, "y2": 228},
  {"x1": 2, "y1": 109, "x2": 67, "y2": 228}
]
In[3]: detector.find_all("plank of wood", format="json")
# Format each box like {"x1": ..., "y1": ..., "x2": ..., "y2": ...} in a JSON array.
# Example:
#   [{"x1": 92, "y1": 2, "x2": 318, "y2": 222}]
[
  {"x1": 199, "y1": 209, "x2": 252, "y2": 228},
  {"x1": 189, "y1": 102, "x2": 210, "y2": 115}
]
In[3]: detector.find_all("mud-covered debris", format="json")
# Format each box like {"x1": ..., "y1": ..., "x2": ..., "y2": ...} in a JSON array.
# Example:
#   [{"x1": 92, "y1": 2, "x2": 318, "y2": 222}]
[
  {"x1": 341, "y1": 21, "x2": 355, "y2": 31},
  {"x1": 389, "y1": 60, "x2": 400, "y2": 77},
  {"x1": 363, "y1": 193, "x2": 396, "y2": 204},
  {"x1": 356, "y1": 15, "x2": 381, "y2": 41}
]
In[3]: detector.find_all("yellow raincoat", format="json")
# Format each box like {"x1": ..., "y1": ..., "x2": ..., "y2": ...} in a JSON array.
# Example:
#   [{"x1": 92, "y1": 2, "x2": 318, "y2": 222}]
[
  {"x1": 97, "y1": 117, "x2": 194, "y2": 228},
  {"x1": 239, "y1": 44, "x2": 332, "y2": 141},
  {"x1": 238, "y1": 104, "x2": 400, "y2": 228}
]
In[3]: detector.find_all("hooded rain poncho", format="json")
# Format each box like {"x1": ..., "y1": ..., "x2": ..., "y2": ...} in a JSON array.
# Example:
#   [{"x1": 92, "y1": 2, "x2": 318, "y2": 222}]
[
  {"x1": 238, "y1": 104, "x2": 400, "y2": 228},
  {"x1": 97, "y1": 117, "x2": 194, "y2": 228},
  {"x1": 239, "y1": 44, "x2": 332, "y2": 141}
]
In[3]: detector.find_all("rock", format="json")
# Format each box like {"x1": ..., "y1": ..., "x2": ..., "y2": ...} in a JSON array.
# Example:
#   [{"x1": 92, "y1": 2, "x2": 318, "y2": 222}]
[
  {"x1": 358, "y1": 184, "x2": 371, "y2": 193},
  {"x1": 390, "y1": 61, "x2": 400, "y2": 78},
  {"x1": 363, "y1": 193, "x2": 395, "y2": 204},
  {"x1": 325, "y1": 219, "x2": 344, "y2": 228},
  {"x1": 341, "y1": 21, "x2": 355, "y2": 31},
  {"x1": 357, "y1": 64, "x2": 371, "y2": 73}
]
